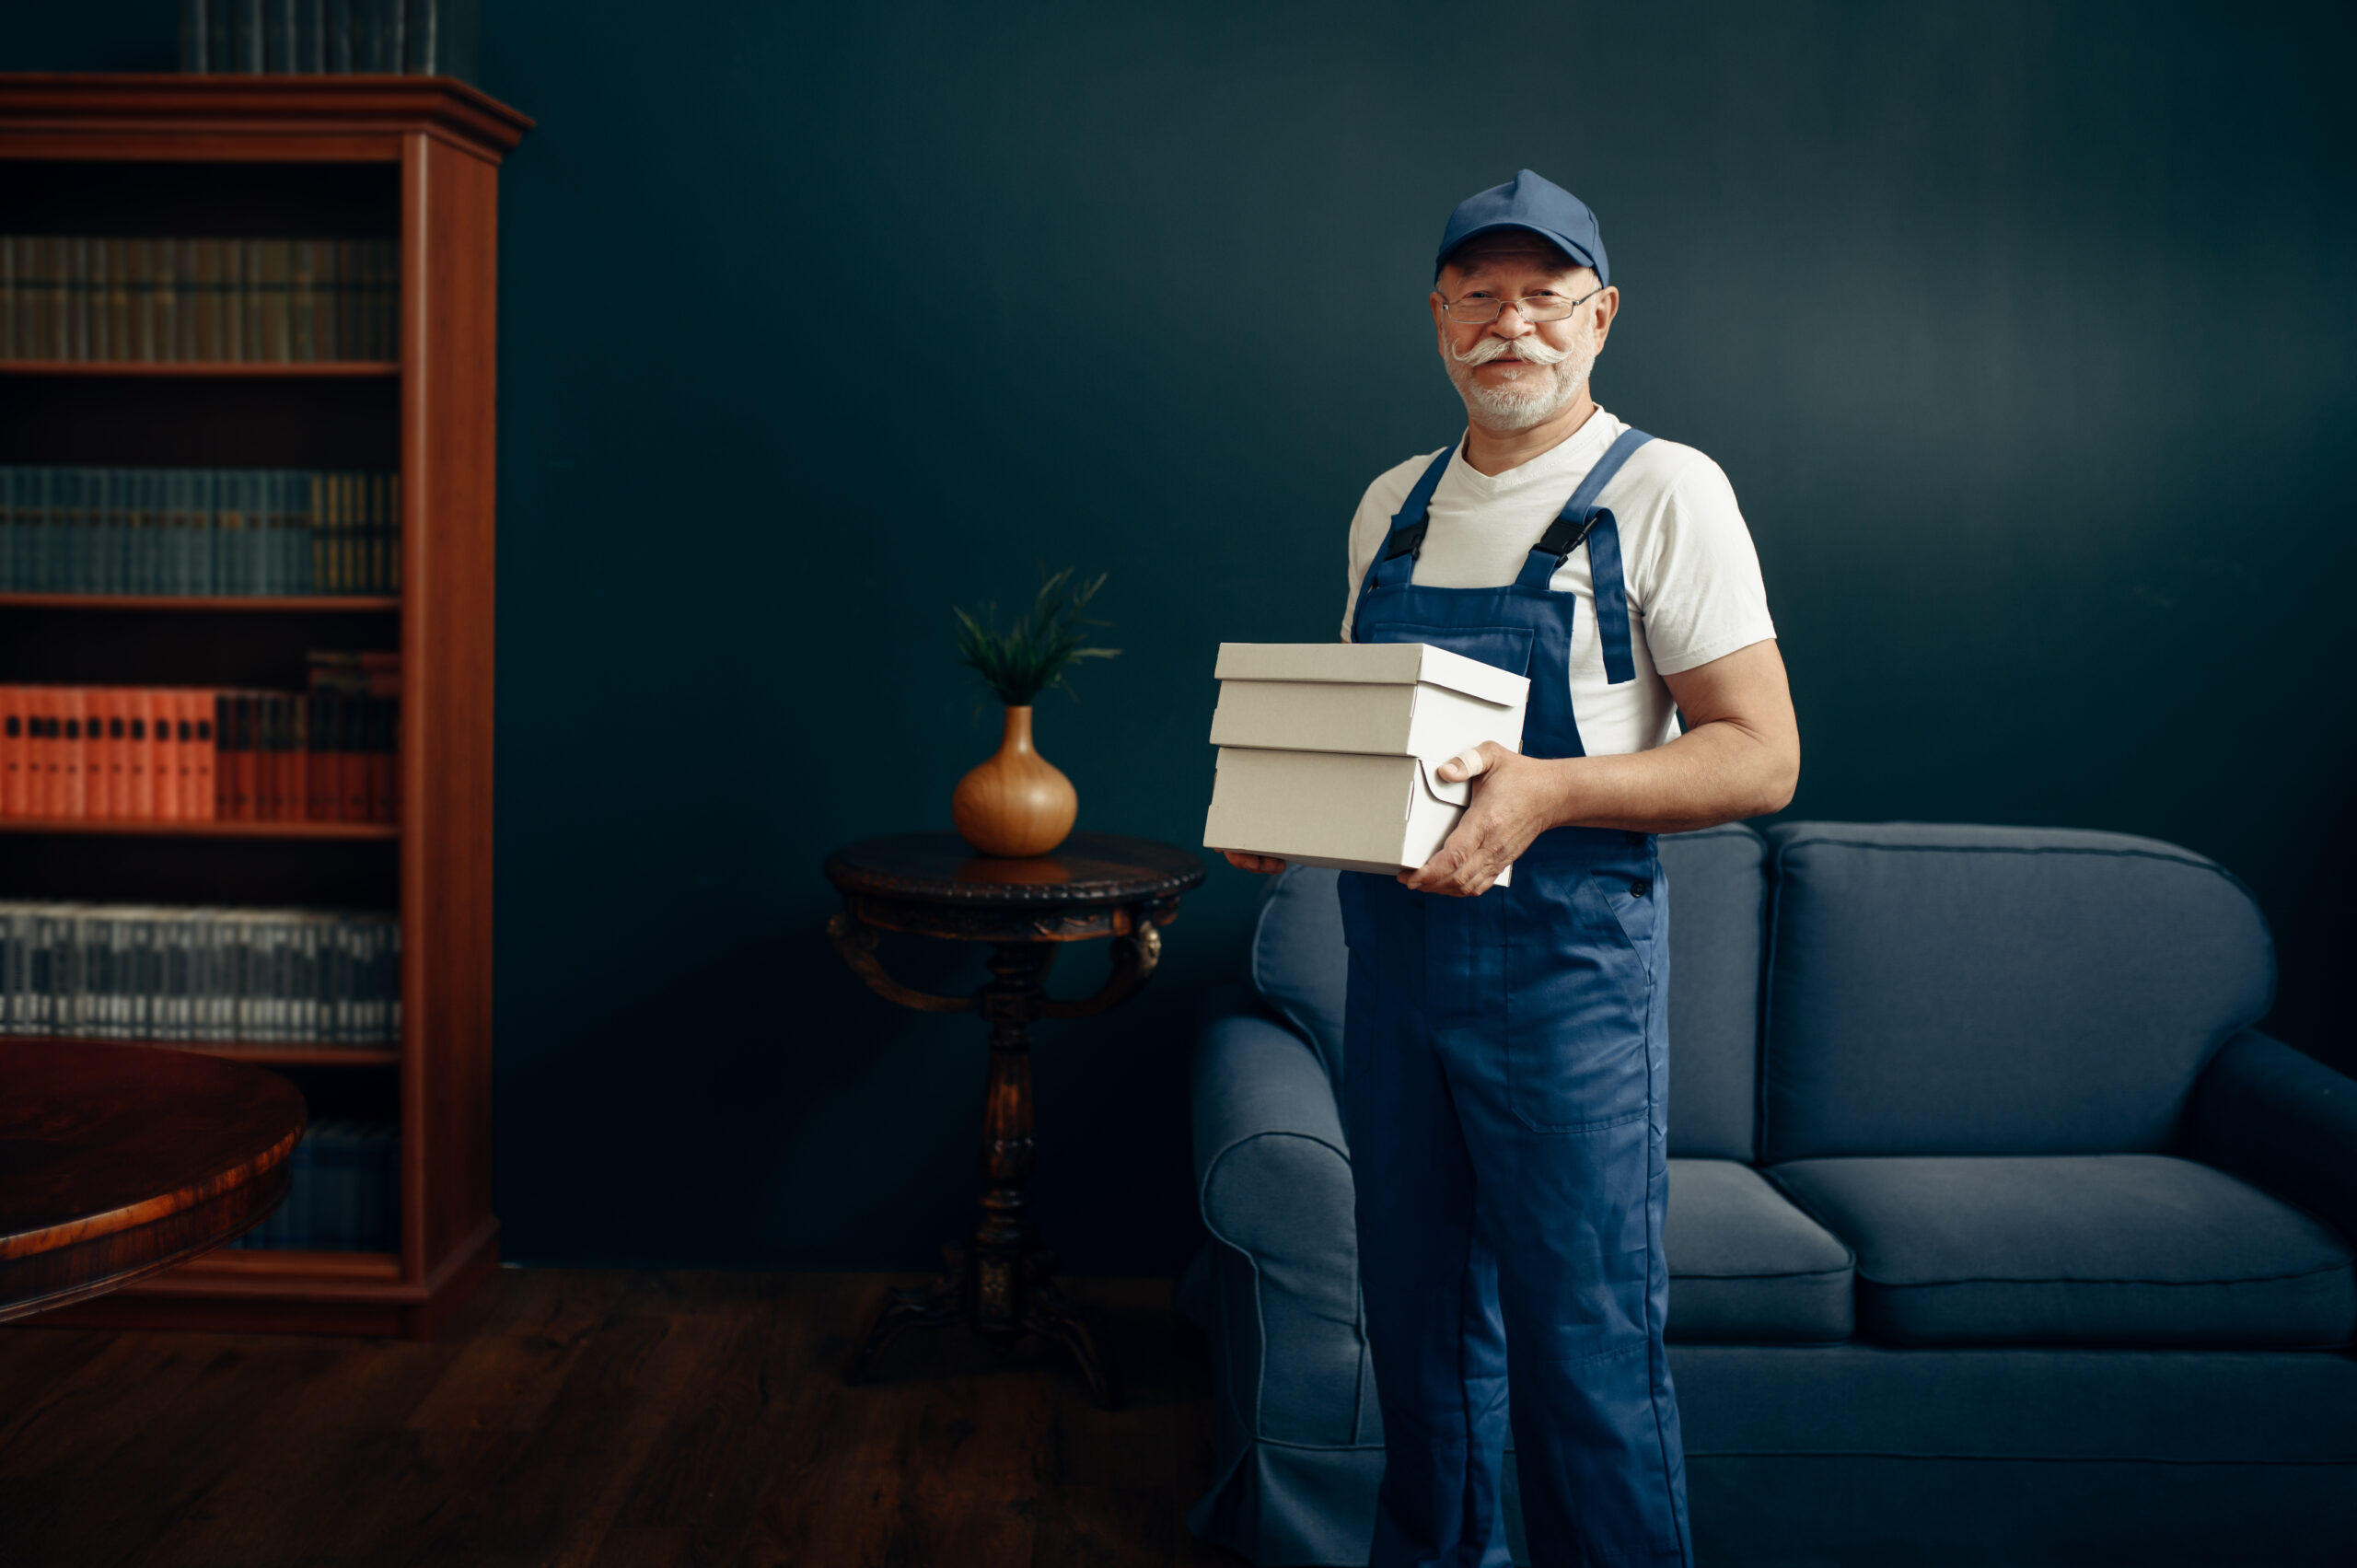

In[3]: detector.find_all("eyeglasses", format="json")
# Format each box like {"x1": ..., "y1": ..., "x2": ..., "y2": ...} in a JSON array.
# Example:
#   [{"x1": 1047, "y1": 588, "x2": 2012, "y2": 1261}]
[{"x1": 1439, "y1": 283, "x2": 1608, "y2": 325}]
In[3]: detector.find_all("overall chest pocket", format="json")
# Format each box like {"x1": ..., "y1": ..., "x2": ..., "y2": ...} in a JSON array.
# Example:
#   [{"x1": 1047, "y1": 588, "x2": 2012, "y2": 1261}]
[
  {"x1": 1502, "y1": 874, "x2": 1656, "y2": 1135},
  {"x1": 1363, "y1": 621, "x2": 1535, "y2": 679}
]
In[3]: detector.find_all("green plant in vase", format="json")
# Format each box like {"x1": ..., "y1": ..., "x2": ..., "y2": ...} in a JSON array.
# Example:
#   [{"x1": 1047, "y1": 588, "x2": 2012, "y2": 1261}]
[{"x1": 950, "y1": 568, "x2": 1120, "y2": 857}]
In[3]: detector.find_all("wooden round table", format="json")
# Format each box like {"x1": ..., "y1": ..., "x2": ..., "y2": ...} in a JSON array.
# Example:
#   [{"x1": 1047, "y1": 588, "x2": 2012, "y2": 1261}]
[
  {"x1": 0, "y1": 1040, "x2": 307, "y2": 1324},
  {"x1": 823, "y1": 830, "x2": 1206, "y2": 1409}
]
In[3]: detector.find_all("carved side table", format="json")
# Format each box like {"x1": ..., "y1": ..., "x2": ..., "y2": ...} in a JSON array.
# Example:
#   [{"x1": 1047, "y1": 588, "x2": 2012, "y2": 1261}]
[{"x1": 823, "y1": 830, "x2": 1204, "y2": 1410}]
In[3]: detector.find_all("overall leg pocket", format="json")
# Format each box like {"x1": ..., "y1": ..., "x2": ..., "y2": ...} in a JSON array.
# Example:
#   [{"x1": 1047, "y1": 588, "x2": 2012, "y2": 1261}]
[{"x1": 1503, "y1": 876, "x2": 1654, "y2": 1135}]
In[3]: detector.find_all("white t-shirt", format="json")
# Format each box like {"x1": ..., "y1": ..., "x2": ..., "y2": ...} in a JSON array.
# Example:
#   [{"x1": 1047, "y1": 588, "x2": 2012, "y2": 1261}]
[{"x1": 1342, "y1": 407, "x2": 1777, "y2": 757}]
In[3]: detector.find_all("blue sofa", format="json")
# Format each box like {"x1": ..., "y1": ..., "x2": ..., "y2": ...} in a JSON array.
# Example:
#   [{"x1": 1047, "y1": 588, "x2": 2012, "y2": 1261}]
[{"x1": 1178, "y1": 822, "x2": 2357, "y2": 1567}]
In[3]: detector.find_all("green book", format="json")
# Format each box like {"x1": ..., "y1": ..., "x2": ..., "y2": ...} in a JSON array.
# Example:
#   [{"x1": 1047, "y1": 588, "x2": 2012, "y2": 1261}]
[
  {"x1": 192, "y1": 468, "x2": 217, "y2": 594},
  {"x1": 167, "y1": 470, "x2": 189, "y2": 595},
  {"x1": 131, "y1": 468, "x2": 157, "y2": 596},
  {"x1": 215, "y1": 469, "x2": 242, "y2": 595},
  {"x1": 90, "y1": 466, "x2": 116, "y2": 593},
  {"x1": 64, "y1": 468, "x2": 88, "y2": 594}
]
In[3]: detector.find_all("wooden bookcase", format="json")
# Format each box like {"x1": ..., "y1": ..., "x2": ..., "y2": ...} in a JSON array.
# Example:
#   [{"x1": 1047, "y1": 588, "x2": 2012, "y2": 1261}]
[{"x1": 0, "y1": 75, "x2": 530, "y2": 1337}]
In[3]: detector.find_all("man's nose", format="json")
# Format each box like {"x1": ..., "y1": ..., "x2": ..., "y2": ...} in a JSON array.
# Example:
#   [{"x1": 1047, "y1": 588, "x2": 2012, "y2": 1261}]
[{"x1": 1489, "y1": 304, "x2": 1533, "y2": 337}]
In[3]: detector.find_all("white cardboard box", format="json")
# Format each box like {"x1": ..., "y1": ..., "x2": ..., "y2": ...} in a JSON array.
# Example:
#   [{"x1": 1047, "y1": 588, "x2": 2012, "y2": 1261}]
[
  {"x1": 1203, "y1": 748, "x2": 1513, "y2": 880},
  {"x1": 1202, "y1": 643, "x2": 1531, "y2": 882},
  {"x1": 1209, "y1": 642, "x2": 1529, "y2": 759}
]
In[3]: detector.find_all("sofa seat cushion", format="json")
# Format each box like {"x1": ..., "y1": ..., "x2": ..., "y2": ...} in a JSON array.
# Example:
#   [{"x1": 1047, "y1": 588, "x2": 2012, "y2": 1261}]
[
  {"x1": 1771, "y1": 1156, "x2": 2356, "y2": 1347},
  {"x1": 1666, "y1": 1159, "x2": 1854, "y2": 1342}
]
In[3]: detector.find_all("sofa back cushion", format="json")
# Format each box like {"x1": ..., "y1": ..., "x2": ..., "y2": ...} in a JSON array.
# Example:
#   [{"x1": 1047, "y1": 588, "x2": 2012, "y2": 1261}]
[
  {"x1": 1249, "y1": 826, "x2": 1770, "y2": 1159},
  {"x1": 1760, "y1": 822, "x2": 2273, "y2": 1162},
  {"x1": 1659, "y1": 825, "x2": 1769, "y2": 1160}
]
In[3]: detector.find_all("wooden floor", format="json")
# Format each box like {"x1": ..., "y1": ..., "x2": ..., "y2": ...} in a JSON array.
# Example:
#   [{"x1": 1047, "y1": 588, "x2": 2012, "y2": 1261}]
[{"x1": 0, "y1": 1269, "x2": 1251, "y2": 1568}]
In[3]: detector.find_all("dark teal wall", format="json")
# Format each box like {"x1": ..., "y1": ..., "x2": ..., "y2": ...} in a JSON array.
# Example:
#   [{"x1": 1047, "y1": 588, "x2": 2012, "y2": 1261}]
[{"x1": 9, "y1": 2, "x2": 2353, "y2": 1272}]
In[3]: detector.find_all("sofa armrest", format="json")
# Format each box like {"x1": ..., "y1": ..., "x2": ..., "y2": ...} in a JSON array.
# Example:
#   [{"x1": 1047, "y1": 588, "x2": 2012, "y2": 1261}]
[
  {"x1": 2192, "y1": 1029, "x2": 2357, "y2": 1242},
  {"x1": 1191, "y1": 984, "x2": 1365, "y2": 1446}
]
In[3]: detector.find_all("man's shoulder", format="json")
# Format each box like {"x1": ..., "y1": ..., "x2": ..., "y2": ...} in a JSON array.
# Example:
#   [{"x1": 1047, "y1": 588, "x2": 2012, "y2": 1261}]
[
  {"x1": 1357, "y1": 447, "x2": 1455, "y2": 517},
  {"x1": 1611, "y1": 432, "x2": 1730, "y2": 501}
]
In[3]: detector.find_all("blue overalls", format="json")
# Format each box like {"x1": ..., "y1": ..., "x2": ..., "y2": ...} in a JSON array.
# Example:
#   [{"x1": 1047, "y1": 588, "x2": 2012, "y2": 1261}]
[{"x1": 1341, "y1": 429, "x2": 1691, "y2": 1568}]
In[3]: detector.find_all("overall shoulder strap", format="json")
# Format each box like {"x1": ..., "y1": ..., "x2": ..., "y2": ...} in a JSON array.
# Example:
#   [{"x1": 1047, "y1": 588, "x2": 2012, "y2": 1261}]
[
  {"x1": 1514, "y1": 426, "x2": 1653, "y2": 685},
  {"x1": 1360, "y1": 446, "x2": 1456, "y2": 598}
]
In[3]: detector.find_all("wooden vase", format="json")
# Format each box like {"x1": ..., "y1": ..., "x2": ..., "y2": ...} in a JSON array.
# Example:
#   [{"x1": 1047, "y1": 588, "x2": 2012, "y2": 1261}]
[{"x1": 953, "y1": 705, "x2": 1078, "y2": 858}]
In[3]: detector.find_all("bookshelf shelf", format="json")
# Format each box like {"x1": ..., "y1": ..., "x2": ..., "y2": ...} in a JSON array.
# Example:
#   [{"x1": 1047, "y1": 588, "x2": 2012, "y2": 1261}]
[
  {"x1": 2, "y1": 74, "x2": 524, "y2": 1340},
  {"x1": 0, "y1": 593, "x2": 400, "y2": 612},
  {"x1": 28, "y1": 1036, "x2": 401, "y2": 1067},
  {"x1": 0, "y1": 817, "x2": 398, "y2": 840},
  {"x1": 0, "y1": 361, "x2": 401, "y2": 377}
]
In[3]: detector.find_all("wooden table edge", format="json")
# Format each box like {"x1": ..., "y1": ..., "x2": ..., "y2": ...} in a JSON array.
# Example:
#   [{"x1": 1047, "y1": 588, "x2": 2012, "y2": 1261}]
[{"x1": 0, "y1": 1122, "x2": 302, "y2": 1261}]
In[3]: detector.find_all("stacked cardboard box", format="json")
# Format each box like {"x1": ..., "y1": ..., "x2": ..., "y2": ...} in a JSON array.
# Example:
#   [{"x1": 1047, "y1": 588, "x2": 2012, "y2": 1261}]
[{"x1": 1202, "y1": 643, "x2": 1531, "y2": 880}]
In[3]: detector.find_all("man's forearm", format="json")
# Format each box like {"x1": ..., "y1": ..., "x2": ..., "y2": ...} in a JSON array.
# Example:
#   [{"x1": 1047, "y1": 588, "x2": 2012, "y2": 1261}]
[{"x1": 1534, "y1": 719, "x2": 1797, "y2": 834}]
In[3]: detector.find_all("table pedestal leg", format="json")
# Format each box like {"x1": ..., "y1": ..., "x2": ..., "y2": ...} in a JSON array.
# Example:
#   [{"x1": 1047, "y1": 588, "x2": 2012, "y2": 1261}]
[{"x1": 845, "y1": 940, "x2": 1121, "y2": 1409}]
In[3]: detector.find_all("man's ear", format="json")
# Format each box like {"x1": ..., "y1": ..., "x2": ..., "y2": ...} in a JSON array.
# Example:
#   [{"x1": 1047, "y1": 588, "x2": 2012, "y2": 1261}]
[{"x1": 1589, "y1": 285, "x2": 1620, "y2": 350}]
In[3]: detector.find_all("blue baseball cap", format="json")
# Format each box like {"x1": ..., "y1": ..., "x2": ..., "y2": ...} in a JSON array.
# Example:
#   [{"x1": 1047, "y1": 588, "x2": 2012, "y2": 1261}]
[{"x1": 1435, "y1": 168, "x2": 1608, "y2": 285}]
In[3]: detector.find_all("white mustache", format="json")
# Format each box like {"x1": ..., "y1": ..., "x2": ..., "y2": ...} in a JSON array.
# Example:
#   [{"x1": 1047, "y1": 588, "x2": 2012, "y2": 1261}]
[{"x1": 1450, "y1": 334, "x2": 1572, "y2": 367}]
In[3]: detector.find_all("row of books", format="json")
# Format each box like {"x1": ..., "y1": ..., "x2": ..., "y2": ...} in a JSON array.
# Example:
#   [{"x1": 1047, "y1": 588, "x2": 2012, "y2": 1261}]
[
  {"x1": 0, "y1": 684, "x2": 400, "y2": 824},
  {"x1": 0, "y1": 237, "x2": 398, "y2": 364},
  {"x1": 226, "y1": 1120, "x2": 401, "y2": 1254},
  {"x1": 0, "y1": 466, "x2": 400, "y2": 598},
  {"x1": 0, "y1": 902, "x2": 401, "y2": 1046},
  {"x1": 182, "y1": 0, "x2": 481, "y2": 82}
]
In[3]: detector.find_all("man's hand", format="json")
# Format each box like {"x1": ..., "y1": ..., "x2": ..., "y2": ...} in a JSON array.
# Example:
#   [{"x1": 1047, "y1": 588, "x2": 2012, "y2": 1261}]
[
  {"x1": 1399, "y1": 741, "x2": 1560, "y2": 898},
  {"x1": 1224, "y1": 851, "x2": 1286, "y2": 875},
  {"x1": 1398, "y1": 641, "x2": 1800, "y2": 898}
]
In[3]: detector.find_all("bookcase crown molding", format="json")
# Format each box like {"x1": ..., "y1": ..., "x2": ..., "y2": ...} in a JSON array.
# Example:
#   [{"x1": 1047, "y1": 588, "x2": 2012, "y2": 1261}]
[{"x1": 0, "y1": 74, "x2": 533, "y2": 163}]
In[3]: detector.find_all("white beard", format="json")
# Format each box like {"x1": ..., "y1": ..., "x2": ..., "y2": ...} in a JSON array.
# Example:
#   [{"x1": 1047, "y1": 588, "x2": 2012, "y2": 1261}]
[{"x1": 1446, "y1": 333, "x2": 1596, "y2": 433}]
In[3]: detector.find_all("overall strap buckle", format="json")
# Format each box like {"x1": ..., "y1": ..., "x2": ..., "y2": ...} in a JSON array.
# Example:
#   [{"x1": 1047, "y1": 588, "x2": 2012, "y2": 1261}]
[
  {"x1": 1528, "y1": 508, "x2": 1601, "y2": 568},
  {"x1": 1360, "y1": 445, "x2": 1457, "y2": 609}
]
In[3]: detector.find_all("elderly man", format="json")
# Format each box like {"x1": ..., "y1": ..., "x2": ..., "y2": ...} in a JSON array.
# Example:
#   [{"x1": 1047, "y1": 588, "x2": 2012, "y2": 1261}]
[{"x1": 1225, "y1": 170, "x2": 1798, "y2": 1568}]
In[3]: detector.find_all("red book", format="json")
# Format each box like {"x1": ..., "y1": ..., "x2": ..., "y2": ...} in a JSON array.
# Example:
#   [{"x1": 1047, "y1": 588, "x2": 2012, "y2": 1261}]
[
  {"x1": 207, "y1": 693, "x2": 230, "y2": 822},
  {"x1": 367, "y1": 697, "x2": 399, "y2": 825},
  {"x1": 181, "y1": 690, "x2": 208, "y2": 822},
  {"x1": 0, "y1": 686, "x2": 26, "y2": 819},
  {"x1": 81, "y1": 690, "x2": 106, "y2": 819},
  {"x1": 93, "y1": 691, "x2": 123, "y2": 819},
  {"x1": 265, "y1": 695, "x2": 287, "y2": 820},
  {"x1": 305, "y1": 694, "x2": 331, "y2": 819},
  {"x1": 110, "y1": 694, "x2": 134, "y2": 819},
  {"x1": 281, "y1": 694, "x2": 305, "y2": 820},
  {"x1": 22, "y1": 691, "x2": 41, "y2": 818},
  {"x1": 232, "y1": 694, "x2": 259, "y2": 821},
  {"x1": 278, "y1": 694, "x2": 297, "y2": 820},
  {"x1": 153, "y1": 691, "x2": 183, "y2": 821},
  {"x1": 340, "y1": 696, "x2": 367, "y2": 821},
  {"x1": 34, "y1": 690, "x2": 61, "y2": 817},
  {"x1": 191, "y1": 691, "x2": 217, "y2": 822},
  {"x1": 249, "y1": 695, "x2": 273, "y2": 820},
  {"x1": 125, "y1": 691, "x2": 153, "y2": 819},
  {"x1": 58, "y1": 689, "x2": 87, "y2": 819}
]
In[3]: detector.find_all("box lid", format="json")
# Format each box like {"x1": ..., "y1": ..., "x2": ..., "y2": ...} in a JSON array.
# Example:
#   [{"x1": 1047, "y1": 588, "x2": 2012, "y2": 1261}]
[{"x1": 1213, "y1": 642, "x2": 1529, "y2": 708}]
